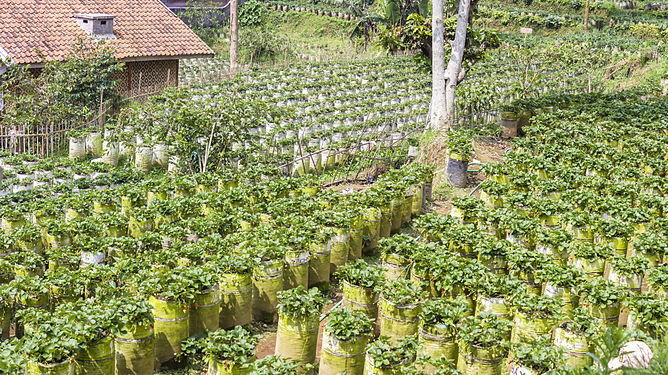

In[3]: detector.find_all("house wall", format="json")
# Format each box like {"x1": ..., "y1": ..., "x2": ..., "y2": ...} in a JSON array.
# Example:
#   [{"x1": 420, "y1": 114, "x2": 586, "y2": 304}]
[{"x1": 115, "y1": 59, "x2": 179, "y2": 98}]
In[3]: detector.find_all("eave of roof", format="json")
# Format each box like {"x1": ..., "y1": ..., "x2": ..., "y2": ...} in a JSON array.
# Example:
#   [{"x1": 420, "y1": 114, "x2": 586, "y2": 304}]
[{"x1": 0, "y1": 0, "x2": 215, "y2": 65}]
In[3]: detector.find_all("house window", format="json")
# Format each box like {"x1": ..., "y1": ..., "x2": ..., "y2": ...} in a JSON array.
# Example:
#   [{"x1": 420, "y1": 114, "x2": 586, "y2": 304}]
[{"x1": 101, "y1": 20, "x2": 106, "y2": 25}]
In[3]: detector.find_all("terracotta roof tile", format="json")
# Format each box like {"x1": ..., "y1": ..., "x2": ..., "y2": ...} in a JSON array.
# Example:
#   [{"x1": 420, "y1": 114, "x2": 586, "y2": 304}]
[{"x1": 0, "y1": 0, "x2": 214, "y2": 65}]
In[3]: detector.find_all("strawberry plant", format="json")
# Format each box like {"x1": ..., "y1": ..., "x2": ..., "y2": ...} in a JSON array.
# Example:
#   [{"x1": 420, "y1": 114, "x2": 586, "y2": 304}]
[
  {"x1": 535, "y1": 264, "x2": 586, "y2": 289},
  {"x1": 420, "y1": 296, "x2": 471, "y2": 336},
  {"x1": 558, "y1": 306, "x2": 600, "y2": 338},
  {"x1": 251, "y1": 354, "x2": 307, "y2": 374},
  {"x1": 335, "y1": 259, "x2": 385, "y2": 291},
  {"x1": 139, "y1": 265, "x2": 199, "y2": 304},
  {"x1": 510, "y1": 339, "x2": 567, "y2": 373},
  {"x1": 382, "y1": 279, "x2": 427, "y2": 306},
  {"x1": 458, "y1": 313, "x2": 513, "y2": 347},
  {"x1": 609, "y1": 255, "x2": 649, "y2": 278},
  {"x1": 510, "y1": 294, "x2": 564, "y2": 319},
  {"x1": 578, "y1": 278, "x2": 627, "y2": 309},
  {"x1": 366, "y1": 335, "x2": 419, "y2": 370},
  {"x1": 277, "y1": 286, "x2": 327, "y2": 318},
  {"x1": 203, "y1": 326, "x2": 259, "y2": 364},
  {"x1": 624, "y1": 294, "x2": 668, "y2": 338},
  {"x1": 325, "y1": 307, "x2": 374, "y2": 341}
]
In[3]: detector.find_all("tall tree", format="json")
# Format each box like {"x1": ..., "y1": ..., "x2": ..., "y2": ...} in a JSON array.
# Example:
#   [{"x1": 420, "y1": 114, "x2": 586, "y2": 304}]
[
  {"x1": 230, "y1": 0, "x2": 239, "y2": 75},
  {"x1": 442, "y1": 0, "x2": 472, "y2": 129},
  {"x1": 430, "y1": 0, "x2": 447, "y2": 130}
]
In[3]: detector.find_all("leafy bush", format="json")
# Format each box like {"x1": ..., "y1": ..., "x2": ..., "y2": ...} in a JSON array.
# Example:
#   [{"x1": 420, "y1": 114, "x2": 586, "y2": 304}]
[
  {"x1": 203, "y1": 326, "x2": 259, "y2": 364},
  {"x1": 366, "y1": 335, "x2": 419, "y2": 369},
  {"x1": 277, "y1": 286, "x2": 328, "y2": 317},
  {"x1": 382, "y1": 279, "x2": 427, "y2": 306},
  {"x1": 458, "y1": 313, "x2": 513, "y2": 347},
  {"x1": 325, "y1": 307, "x2": 374, "y2": 341},
  {"x1": 511, "y1": 340, "x2": 567, "y2": 372},
  {"x1": 335, "y1": 259, "x2": 386, "y2": 291},
  {"x1": 240, "y1": 0, "x2": 267, "y2": 27}
]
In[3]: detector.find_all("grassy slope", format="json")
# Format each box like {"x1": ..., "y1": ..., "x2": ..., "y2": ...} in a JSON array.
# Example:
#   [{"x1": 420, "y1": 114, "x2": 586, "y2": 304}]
[{"x1": 210, "y1": 10, "x2": 382, "y2": 63}]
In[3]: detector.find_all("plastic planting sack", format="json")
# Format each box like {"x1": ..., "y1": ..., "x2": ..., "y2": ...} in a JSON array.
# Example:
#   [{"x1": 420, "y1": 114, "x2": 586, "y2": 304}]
[
  {"x1": 153, "y1": 144, "x2": 169, "y2": 169},
  {"x1": 134, "y1": 147, "x2": 153, "y2": 172},
  {"x1": 553, "y1": 327, "x2": 592, "y2": 369},
  {"x1": 363, "y1": 356, "x2": 404, "y2": 375},
  {"x1": 411, "y1": 185, "x2": 423, "y2": 216},
  {"x1": 190, "y1": 287, "x2": 221, "y2": 336},
  {"x1": 446, "y1": 157, "x2": 468, "y2": 188},
  {"x1": 319, "y1": 329, "x2": 368, "y2": 375},
  {"x1": 284, "y1": 251, "x2": 310, "y2": 290},
  {"x1": 101, "y1": 140, "x2": 119, "y2": 167},
  {"x1": 220, "y1": 273, "x2": 252, "y2": 328},
  {"x1": 86, "y1": 132, "x2": 103, "y2": 157},
  {"x1": 409, "y1": 267, "x2": 438, "y2": 298},
  {"x1": 587, "y1": 303, "x2": 620, "y2": 328},
  {"x1": 362, "y1": 208, "x2": 381, "y2": 252},
  {"x1": 349, "y1": 227, "x2": 363, "y2": 261},
  {"x1": 329, "y1": 228, "x2": 350, "y2": 275},
  {"x1": 26, "y1": 359, "x2": 73, "y2": 375},
  {"x1": 115, "y1": 322, "x2": 155, "y2": 375},
  {"x1": 381, "y1": 254, "x2": 408, "y2": 282},
  {"x1": 419, "y1": 322, "x2": 458, "y2": 370},
  {"x1": 69, "y1": 137, "x2": 87, "y2": 161},
  {"x1": 208, "y1": 356, "x2": 256, "y2": 375},
  {"x1": 150, "y1": 296, "x2": 189, "y2": 364},
  {"x1": 402, "y1": 195, "x2": 412, "y2": 224},
  {"x1": 475, "y1": 296, "x2": 510, "y2": 319},
  {"x1": 457, "y1": 342, "x2": 505, "y2": 375},
  {"x1": 390, "y1": 198, "x2": 403, "y2": 233},
  {"x1": 379, "y1": 298, "x2": 420, "y2": 340},
  {"x1": 342, "y1": 281, "x2": 379, "y2": 320},
  {"x1": 308, "y1": 241, "x2": 331, "y2": 290},
  {"x1": 510, "y1": 312, "x2": 557, "y2": 344},
  {"x1": 252, "y1": 259, "x2": 283, "y2": 322},
  {"x1": 275, "y1": 314, "x2": 319, "y2": 365},
  {"x1": 75, "y1": 336, "x2": 114, "y2": 375}
]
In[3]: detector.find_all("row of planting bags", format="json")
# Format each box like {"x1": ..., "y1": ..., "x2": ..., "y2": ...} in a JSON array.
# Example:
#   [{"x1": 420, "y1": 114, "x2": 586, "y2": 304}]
[{"x1": 0, "y1": 163, "x2": 435, "y2": 374}]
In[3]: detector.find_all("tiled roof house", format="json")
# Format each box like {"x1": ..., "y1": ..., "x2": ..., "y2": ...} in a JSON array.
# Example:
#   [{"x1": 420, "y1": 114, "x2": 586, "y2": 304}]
[{"x1": 0, "y1": 0, "x2": 214, "y2": 95}]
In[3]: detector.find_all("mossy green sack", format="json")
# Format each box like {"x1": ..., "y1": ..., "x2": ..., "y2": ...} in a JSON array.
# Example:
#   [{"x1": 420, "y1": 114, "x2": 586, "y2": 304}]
[
  {"x1": 114, "y1": 322, "x2": 155, "y2": 375},
  {"x1": 511, "y1": 312, "x2": 557, "y2": 343},
  {"x1": 275, "y1": 314, "x2": 319, "y2": 366},
  {"x1": 308, "y1": 241, "x2": 331, "y2": 290},
  {"x1": 456, "y1": 342, "x2": 505, "y2": 375},
  {"x1": 342, "y1": 281, "x2": 378, "y2": 320},
  {"x1": 363, "y1": 356, "x2": 404, "y2": 375},
  {"x1": 379, "y1": 298, "x2": 420, "y2": 340},
  {"x1": 207, "y1": 356, "x2": 255, "y2": 375},
  {"x1": 390, "y1": 198, "x2": 403, "y2": 233},
  {"x1": 553, "y1": 327, "x2": 592, "y2": 369},
  {"x1": 379, "y1": 204, "x2": 392, "y2": 238},
  {"x1": 363, "y1": 207, "x2": 381, "y2": 251},
  {"x1": 190, "y1": 287, "x2": 220, "y2": 336},
  {"x1": 284, "y1": 250, "x2": 310, "y2": 290},
  {"x1": 329, "y1": 228, "x2": 350, "y2": 275},
  {"x1": 419, "y1": 322, "x2": 458, "y2": 369},
  {"x1": 150, "y1": 296, "x2": 189, "y2": 364},
  {"x1": 26, "y1": 359, "x2": 73, "y2": 375},
  {"x1": 75, "y1": 336, "x2": 114, "y2": 375},
  {"x1": 252, "y1": 259, "x2": 283, "y2": 322},
  {"x1": 319, "y1": 329, "x2": 368, "y2": 375},
  {"x1": 220, "y1": 273, "x2": 252, "y2": 328}
]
